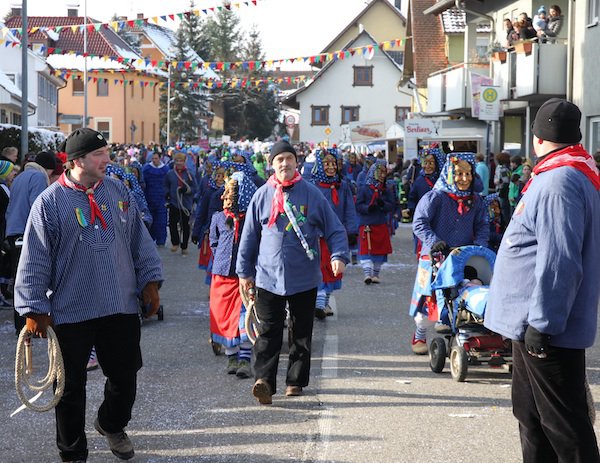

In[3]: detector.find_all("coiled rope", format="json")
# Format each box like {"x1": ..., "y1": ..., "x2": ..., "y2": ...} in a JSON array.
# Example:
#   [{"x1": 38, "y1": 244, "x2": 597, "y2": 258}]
[
  {"x1": 15, "y1": 326, "x2": 65, "y2": 412},
  {"x1": 240, "y1": 285, "x2": 260, "y2": 344}
]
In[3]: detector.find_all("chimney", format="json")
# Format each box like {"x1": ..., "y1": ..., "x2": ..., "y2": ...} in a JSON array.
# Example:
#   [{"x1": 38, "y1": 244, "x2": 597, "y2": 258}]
[
  {"x1": 66, "y1": 2, "x2": 80, "y2": 17},
  {"x1": 137, "y1": 13, "x2": 144, "y2": 19},
  {"x1": 10, "y1": 2, "x2": 21, "y2": 17}
]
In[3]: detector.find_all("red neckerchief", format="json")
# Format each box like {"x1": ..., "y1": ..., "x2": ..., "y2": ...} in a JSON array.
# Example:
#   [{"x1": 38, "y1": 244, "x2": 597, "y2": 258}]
[
  {"x1": 368, "y1": 184, "x2": 383, "y2": 206},
  {"x1": 223, "y1": 209, "x2": 245, "y2": 243},
  {"x1": 58, "y1": 172, "x2": 107, "y2": 229},
  {"x1": 424, "y1": 176, "x2": 434, "y2": 188},
  {"x1": 446, "y1": 193, "x2": 473, "y2": 215},
  {"x1": 492, "y1": 216, "x2": 501, "y2": 233},
  {"x1": 174, "y1": 165, "x2": 187, "y2": 188},
  {"x1": 319, "y1": 181, "x2": 340, "y2": 205},
  {"x1": 522, "y1": 144, "x2": 600, "y2": 193},
  {"x1": 266, "y1": 172, "x2": 302, "y2": 227}
]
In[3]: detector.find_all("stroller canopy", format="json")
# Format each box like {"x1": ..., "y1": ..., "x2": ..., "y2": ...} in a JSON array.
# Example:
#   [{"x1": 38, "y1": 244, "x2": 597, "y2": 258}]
[{"x1": 431, "y1": 246, "x2": 496, "y2": 290}]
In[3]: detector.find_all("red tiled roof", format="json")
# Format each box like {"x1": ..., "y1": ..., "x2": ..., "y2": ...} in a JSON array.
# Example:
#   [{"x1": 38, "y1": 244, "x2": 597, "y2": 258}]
[{"x1": 5, "y1": 16, "x2": 139, "y2": 58}]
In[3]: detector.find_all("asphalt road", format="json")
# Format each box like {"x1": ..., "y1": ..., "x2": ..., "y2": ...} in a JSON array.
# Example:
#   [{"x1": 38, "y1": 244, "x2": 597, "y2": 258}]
[{"x1": 1, "y1": 224, "x2": 599, "y2": 462}]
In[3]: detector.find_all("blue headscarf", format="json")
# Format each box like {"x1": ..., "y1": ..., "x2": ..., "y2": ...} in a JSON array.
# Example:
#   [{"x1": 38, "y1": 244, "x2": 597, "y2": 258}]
[
  {"x1": 311, "y1": 148, "x2": 340, "y2": 184},
  {"x1": 230, "y1": 171, "x2": 257, "y2": 213},
  {"x1": 223, "y1": 149, "x2": 257, "y2": 178},
  {"x1": 484, "y1": 192, "x2": 501, "y2": 220},
  {"x1": 433, "y1": 152, "x2": 476, "y2": 197},
  {"x1": 106, "y1": 163, "x2": 150, "y2": 220},
  {"x1": 208, "y1": 161, "x2": 225, "y2": 189},
  {"x1": 418, "y1": 145, "x2": 445, "y2": 180},
  {"x1": 366, "y1": 160, "x2": 387, "y2": 188}
]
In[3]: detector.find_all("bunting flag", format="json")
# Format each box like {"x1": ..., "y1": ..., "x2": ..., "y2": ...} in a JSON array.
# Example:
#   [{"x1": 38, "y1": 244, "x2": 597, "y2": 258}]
[
  {"x1": 0, "y1": 37, "x2": 408, "y2": 73},
  {"x1": 49, "y1": 68, "x2": 310, "y2": 90},
  {"x1": 2, "y1": 0, "x2": 261, "y2": 36}
]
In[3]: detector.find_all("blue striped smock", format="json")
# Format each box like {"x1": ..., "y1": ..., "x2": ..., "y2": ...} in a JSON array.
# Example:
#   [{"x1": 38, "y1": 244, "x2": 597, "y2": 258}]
[{"x1": 14, "y1": 176, "x2": 163, "y2": 325}]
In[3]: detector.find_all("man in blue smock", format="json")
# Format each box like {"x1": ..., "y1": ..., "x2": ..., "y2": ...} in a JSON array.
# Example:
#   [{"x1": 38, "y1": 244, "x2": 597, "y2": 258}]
[
  {"x1": 237, "y1": 140, "x2": 349, "y2": 405},
  {"x1": 485, "y1": 99, "x2": 600, "y2": 463},
  {"x1": 15, "y1": 128, "x2": 163, "y2": 462}
]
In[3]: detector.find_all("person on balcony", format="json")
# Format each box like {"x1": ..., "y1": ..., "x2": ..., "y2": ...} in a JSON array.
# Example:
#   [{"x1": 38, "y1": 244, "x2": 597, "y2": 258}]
[
  {"x1": 543, "y1": 5, "x2": 564, "y2": 39},
  {"x1": 516, "y1": 13, "x2": 537, "y2": 40},
  {"x1": 503, "y1": 18, "x2": 520, "y2": 48},
  {"x1": 532, "y1": 6, "x2": 548, "y2": 34}
]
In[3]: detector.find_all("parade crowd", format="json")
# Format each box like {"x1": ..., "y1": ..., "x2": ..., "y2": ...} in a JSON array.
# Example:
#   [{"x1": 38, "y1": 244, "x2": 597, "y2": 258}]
[{"x1": 3, "y1": 98, "x2": 600, "y2": 463}]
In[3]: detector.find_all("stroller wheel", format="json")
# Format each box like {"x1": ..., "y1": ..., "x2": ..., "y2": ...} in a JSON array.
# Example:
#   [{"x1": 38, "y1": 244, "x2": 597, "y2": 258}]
[
  {"x1": 429, "y1": 337, "x2": 447, "y2": 373},
  {"x1": 450, "y1": 345, "x2": 468, "y2": 382}
]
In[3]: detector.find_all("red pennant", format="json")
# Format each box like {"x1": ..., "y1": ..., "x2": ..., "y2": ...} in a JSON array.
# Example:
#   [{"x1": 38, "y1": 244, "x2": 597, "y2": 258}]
[{"x1": 168, "y1": 14, "x2": 175, "y2": 20}]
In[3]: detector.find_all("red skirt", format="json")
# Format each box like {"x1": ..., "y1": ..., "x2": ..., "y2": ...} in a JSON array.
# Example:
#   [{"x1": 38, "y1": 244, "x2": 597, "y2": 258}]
[
  {"x1": 198, "y1": 233, "x2": 212, "y2": 269},
  {"x1": 320, "y1": 237, "x2": 343, "y2": 284},
  {"x1": 359, "y1": 223, "x2": 392, "y2": 256},
  {"x1": 209, "y1": 275, "x2": 243, "y2": 344}
]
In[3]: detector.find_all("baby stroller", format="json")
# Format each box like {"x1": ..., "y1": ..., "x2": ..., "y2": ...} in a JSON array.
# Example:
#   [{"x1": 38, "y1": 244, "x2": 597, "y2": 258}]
[{"x1": 428, "y1": 246, "x2": 512, "y2": 382}]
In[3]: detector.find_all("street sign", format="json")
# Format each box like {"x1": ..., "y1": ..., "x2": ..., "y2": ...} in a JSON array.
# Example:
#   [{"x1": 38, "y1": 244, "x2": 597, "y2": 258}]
[
  {"x1": 478, "y1": 86, "x2": 501, "y2": 121},
  {"x1": 285, "y1": 115, "x2": 296, "y2": 128}
]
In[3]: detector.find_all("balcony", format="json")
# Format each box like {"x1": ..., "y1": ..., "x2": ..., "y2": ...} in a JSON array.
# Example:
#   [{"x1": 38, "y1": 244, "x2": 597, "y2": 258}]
[
  {"x1": 492, "y1": 41, "x2": 567, "y2": 101},
  {"x1": 427, "y1": 63, "x2": 490, "y2": 113}
]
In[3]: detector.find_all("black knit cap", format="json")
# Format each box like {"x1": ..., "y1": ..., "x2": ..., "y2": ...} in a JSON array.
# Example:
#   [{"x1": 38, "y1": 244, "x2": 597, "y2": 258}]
[
  {"x1": 34, "y1": 151, "x2": 57, "y2": 170},
  {"x1": 532, "y1": 98, "x2": 582, "y2": 144},
  {"x1": 59, "y1": 128, "x2": 108, "y2": 161},
  {"x1": 269, "y1": 140, "x2": 297, "y2": 164}
]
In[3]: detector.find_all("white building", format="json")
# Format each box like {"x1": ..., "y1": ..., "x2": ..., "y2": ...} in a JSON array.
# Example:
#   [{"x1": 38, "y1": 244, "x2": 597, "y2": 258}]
[
  {"x1": 0, "y1": 23, "x2": 64, "y2": 129},
  {"x1": 284, "y1": 30, "x2": 412, "y2": 151}
]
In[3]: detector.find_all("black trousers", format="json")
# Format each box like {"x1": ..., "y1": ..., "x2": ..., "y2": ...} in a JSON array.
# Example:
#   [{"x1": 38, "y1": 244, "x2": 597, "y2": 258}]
[
  {"x1": 253, "y1": 287, "x2": 317, "y2": 393},
  {"x1": 53, "y1": 314, "x2": 142, "y2": 462},
  {"x1": 512, "y1": 341, "x2": 600, "y2": 463},
  {"x1": 168, "y1": 206, "x2": 190, "y2": 249}
]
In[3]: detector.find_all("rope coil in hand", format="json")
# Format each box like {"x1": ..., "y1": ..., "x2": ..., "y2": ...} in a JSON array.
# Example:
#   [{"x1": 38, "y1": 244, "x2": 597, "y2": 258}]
[
  {"x1": 240, "y1": 285, "x2": 260, "y2": 345},
  {"x1": 15, "y1": 326, "x2": 65, "y2": 412}
]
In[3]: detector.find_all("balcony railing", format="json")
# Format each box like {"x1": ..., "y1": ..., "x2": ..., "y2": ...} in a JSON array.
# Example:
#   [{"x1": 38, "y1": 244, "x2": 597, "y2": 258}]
[
  {"x1": 492, "y1": 41, "x2": 567, "y2": 100},
  {"x1": 427, "y1": 63, "x2": 490, "y2": 113}
]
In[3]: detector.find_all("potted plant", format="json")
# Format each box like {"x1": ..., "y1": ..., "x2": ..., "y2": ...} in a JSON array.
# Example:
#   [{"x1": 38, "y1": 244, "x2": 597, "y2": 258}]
[
  {"x1": 488, "y1": 42, "x2": 507, "y2": 63},
  {"x1": 514, "y1": 40, "x2": 533, "y2": 55}
]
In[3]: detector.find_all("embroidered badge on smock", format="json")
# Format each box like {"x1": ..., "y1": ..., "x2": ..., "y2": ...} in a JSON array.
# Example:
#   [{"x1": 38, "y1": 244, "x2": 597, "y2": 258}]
[
  {"x1": 118, "y1": 200, "x2": 129, "y2": 212},
  {"x1": 75, "y1": 208, "x2": 88, "y2": 227},
  {"x1": 515, "y1": 201, "x2": 525, "y2": 216},
  {"x1": 100, "y1": 204, "x2": 107, "y2": 212}
]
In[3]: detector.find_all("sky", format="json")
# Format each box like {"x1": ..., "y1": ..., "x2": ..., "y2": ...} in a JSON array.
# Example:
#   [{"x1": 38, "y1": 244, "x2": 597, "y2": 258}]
[{"x1": 1, "y1": 0, "x2": 406, "y2": 65}]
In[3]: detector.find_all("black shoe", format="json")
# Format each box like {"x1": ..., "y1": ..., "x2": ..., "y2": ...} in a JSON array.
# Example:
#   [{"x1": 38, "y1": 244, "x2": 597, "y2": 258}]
[
  {"x1": 315, "y1": 308, "x2": 327, "y2": 320},
  {"x1": 364, "y1": 277, "x2": 372, "y2": 285},
  {"x1": 94, "y1": 418, "x2": 134, "y2": 460}
]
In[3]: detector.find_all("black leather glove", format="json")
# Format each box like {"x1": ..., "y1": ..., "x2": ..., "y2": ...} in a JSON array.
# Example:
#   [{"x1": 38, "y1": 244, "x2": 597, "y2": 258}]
[
  {"x1": 430, "y1": 241, "x2": 448, "y2": 254},
  {"x1": 347, "y1": 233, "x2": 358, "y2": 247},
  {"x1": 524, "y1": 325, "x2": 550, "y2": 358},
  {"x1": 191, "y1": 235, "x2": 199, "y2": 245},
  {"x1": 367, "y1": 204, "x2": 377, "y2": 213},
  {"x1": 376, "y1": 198, "x2": 384, "y2": 207}
]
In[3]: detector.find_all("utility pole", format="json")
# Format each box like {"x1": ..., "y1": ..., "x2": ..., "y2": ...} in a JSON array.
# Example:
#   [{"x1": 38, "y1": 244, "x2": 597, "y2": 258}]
[
  {"x1": 166, "y1": 63, "x2": 171, "y2": 146},
  {"x1": 20, "y1": 0, "x2": 28, "y2": 164},
  {"x1": 83, "y1": 0, "x2": 88, "y2": 128}
]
